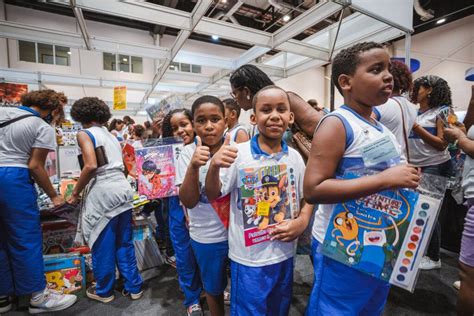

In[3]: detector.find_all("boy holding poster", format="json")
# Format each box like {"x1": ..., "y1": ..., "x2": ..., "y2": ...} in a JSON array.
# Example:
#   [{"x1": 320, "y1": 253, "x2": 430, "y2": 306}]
[
  {"x1": 303, "y1": 42, "x2": 420, "y2": 315},
  {"x1": 206, "y1": 86, "x2": 313, "y2": 316}
]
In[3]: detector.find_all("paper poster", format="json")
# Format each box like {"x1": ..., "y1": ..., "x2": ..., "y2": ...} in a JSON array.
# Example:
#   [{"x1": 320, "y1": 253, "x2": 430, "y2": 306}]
[
  {"x1": 238, "y1": 163, "x2": 299, "y2": 247},
  {"x1": 135, "y1": 144, "x2": 182, "y2": 199},
  {"x1": 113, "y1": 86, "x2": 127, "y2": 110},
  {"x1": 321, "y1": 170, "x2": 441, "y2": 291},
  {"x1": 0, "y1": 83, "x2": 28, "y2": 105},
  {"x1": 123, "y1": 143, "x2": 137, "y2": 178}
]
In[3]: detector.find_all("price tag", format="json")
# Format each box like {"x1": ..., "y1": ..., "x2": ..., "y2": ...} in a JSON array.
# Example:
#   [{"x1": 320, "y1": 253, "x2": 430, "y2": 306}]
[{"x1": 257, "y1": 201, "x2": 270, "y2": 216}]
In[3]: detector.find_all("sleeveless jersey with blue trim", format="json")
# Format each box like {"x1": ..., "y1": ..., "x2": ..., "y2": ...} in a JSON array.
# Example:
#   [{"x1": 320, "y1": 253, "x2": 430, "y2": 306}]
[
  {"x1": 311, "y1": 105, "x2": 402, "y2": 243},
  {"x1": 408, "y1": 106, "x2": 450, "y2": 167},
  {"x1": 225, "y1": 124, "x2": 248, "y2": 143},
  {"x1": 83, "y1": 126, "x2": 124, "y2": 172}
]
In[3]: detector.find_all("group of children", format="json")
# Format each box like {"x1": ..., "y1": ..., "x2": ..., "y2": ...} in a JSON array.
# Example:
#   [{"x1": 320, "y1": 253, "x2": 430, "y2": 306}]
[{"x1": 151, "y1": 41, "x2": 420, "y2": 316}]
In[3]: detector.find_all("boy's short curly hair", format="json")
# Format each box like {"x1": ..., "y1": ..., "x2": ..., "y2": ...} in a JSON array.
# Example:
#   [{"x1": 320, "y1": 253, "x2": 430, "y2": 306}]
[
  {"x1": 70, "y1": 97, "x2": 111, "y2": 124},
  {"x1": 21, "y1": 89, "x2": 65, "y2": 111},
  {"x1": 331, "y1": 42, "x2": 385, "y2": 94}
]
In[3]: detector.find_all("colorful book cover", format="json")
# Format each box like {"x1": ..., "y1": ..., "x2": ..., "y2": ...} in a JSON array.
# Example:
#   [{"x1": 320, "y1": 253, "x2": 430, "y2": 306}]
[
  {"x1": 60, "y1": 179, "x2": 77, "y2": 200},
  {"x1": 43, "y1": 253, "x2": 86, "y2": 296},
  {"x1": 238, "y1": 163, "x2": 299, "y2": 247},
  {"x1": 123, "y1": 143, "x2": 137, "y2": 178},
  {"x1": 321, "y1": 170, "x2": 441, "y2": 291},
  {"x1": 135, "y1": 144, "x2": 180, "y2": 199}
]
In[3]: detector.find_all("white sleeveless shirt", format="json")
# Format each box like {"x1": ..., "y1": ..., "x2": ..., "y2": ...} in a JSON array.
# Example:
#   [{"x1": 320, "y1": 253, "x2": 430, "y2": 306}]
[
  {"x1": 311, "y1": 105, "x2": 402, "y2": 243},
  {"x1": 82, "y1": 126, "x2": 124, "y2": 173},
  {"x1": 408, "y1": 105, "x2": 451, "y2": 167}
]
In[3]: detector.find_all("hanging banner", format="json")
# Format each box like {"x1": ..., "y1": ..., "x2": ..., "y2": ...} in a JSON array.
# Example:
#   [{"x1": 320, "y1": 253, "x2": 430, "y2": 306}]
[
  {"x1": 113, "y1": 86, "x2": 127, "y2": 110},
  {"x1": 0, "y1": 83, "x2": 28, "y2": 106}
]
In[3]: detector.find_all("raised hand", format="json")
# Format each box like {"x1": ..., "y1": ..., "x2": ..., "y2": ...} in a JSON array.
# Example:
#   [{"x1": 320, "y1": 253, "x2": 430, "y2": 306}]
[
  {"x1": 211, "y1": 134, "x2": 238, "y2": 168},
  {"x1": 190, "y1": 136, "x2": 211, "y2": 169}
]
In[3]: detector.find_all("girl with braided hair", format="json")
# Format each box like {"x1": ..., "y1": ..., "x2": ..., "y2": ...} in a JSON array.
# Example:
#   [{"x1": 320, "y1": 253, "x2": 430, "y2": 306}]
[{"x1": 409, "y1": 75, "x2": 454, "y2": 270}]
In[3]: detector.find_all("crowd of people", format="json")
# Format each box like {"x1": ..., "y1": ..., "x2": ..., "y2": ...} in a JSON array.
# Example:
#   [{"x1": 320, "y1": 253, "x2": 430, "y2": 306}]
[{"x1": 0, "y1": 41, "x2": 473, "y2": 316}]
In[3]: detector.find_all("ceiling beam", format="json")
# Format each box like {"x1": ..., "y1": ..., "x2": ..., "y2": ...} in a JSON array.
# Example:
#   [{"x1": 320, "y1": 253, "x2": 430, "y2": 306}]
[
  {"x1": 141, "y1": 0, "x2": 213, "y2": 105},
  {"x1": 70, "y1": 0, "x2": 92, "y2": 50}
]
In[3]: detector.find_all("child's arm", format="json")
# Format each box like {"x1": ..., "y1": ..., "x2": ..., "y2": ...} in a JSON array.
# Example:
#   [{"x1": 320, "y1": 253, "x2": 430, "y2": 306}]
[
  {"x1": 235, "y1": 129, "x2": 249, "y2": 143},
  {"x1": 205, "y1": 134, "x2": 238, "y2": 201},
  {"x1": 412, "y1": 119, "x2": 448, "y2": 151},
  {"x1": 287, "y1": 91, "x2": 324, "y2": 137},
  {"x1": 269, "y1": 201, "x2": 314, "y2": 242},
  {"x1": 444, "y1": 126, "x2": 474, "y2": 158},
  {"x1": 304, "y1": 116, "x2": 420, "y2": 205},
  {"x1": 179, "y1": 136, "x2": 210, "y2": 208}
]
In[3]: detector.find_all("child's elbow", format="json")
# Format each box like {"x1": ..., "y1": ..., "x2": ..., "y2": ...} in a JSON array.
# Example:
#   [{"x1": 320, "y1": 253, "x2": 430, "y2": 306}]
[{"x1": 303, "y1": 187, "x2": 319, "y2": 205}]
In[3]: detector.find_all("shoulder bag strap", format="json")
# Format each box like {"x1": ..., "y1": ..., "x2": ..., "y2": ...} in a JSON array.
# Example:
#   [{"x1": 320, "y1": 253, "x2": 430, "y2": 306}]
[
  {"x1": 391, "y1": 97, "x2": 410, "y2": 161},
  {"x1": 0, "y1": 114, "x2": 35, "y2": 128}
]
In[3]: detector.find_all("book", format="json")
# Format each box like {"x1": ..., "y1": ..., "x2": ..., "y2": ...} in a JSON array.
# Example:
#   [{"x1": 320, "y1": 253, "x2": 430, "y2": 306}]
[
  {"x1": 321, "y1": 170, "x2": 441, "y2": 292},
  {"x1": 238, "y1": 162, "x2": 299, "y2": 247}
]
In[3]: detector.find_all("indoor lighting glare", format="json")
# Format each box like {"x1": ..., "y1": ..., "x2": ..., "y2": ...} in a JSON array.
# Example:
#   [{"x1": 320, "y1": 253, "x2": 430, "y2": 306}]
[
  {"x1": 123, "y1": 58, "x2": 128, "y2": 62},
  {"x1": 282, "y1": 15, "x2": 291, "y2": 22},
  {"x1": 67, "y1": 51, "x2": 71, "y2": 55},
  {"x1": 211, "y1": 35, "x2": 219, "y2": 41},
  {"x1": 436, "y1": 18, "x2": 446, "y2": 24},
  {"x1": 221, "y1": 0, "x2": 227, "y2": 3}
]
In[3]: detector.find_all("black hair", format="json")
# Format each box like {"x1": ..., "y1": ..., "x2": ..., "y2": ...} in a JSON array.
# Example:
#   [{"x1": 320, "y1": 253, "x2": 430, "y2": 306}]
[
  {"x1": 252, "y1": 85, "x2": 290, "y2": 111},
  {"x1": 108, "y1": 118, "x2": 124, "y2": 132},
  {"x1": 133, "y1": 124, "x2": 146, "y2": 138},
  {"x1": 331, "y1": 41, "x2": 385, "y2": 94},
  {"x1": 389, "y1": 60, "x2": 412, "y2": 94},
  {"x1": 162, "y1": 108, "x2": 193, "y2": 138},
  {"x1": 70, "y1": 97, "x2": 111, "y2": 125},
  {"x1": 191, "y1": 95, "x2": 225, "y2": 118},
  {"x1": 123, "y1": 115, "x2": 135, "y2": 125},
  {"x1": 142, "y1": 160, "x2": 159, "y2": 173},
  {"x1": 230, "y1": 64, "x2": 274, "y2": 96},
  {"x1": 223, "y1": 98, "x2": 241, "y2": 118},
  {"x1": 410, "y1": 75, "x2": 452, "y2": 108}
]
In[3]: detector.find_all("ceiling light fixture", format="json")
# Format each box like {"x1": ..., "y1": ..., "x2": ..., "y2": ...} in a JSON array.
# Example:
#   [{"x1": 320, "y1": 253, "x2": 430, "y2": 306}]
[
  {"x1": 211, "y1": 35, "x2": 219, "y2": 40},
  {"x1": 67, "y1": 51, "x2": 71, "y2": 55},
  {"x1": 221, "y1": 0, "x2": 227, "y2": 3},
  {"x1": 123, "y1": 58, "x2": 128, "y2": 62},
  {"x1": 436, "y1": 18, "x2": 446, "y2": 24},
  {"x1": 282, "y1": 15, "x2": 291, "y2": 22}
]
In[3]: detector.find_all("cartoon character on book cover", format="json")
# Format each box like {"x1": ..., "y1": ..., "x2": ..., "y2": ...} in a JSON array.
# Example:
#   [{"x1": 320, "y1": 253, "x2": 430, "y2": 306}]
[
  {"x1": 136, "y1": 145, "x2": 178, "y2": 199},
  {"x1": 322, "y1": 170, "x2": 419, "y2": 282},
  {"x1": 238, "y1": 164, "x2": 298, "y2": 247},
  {"x1": 122, "y1": 143, "x2": 137, "y2": 178}
]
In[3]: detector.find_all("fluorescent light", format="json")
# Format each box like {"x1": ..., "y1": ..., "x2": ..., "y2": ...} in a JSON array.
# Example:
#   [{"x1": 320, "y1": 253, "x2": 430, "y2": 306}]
[
  {"x1": 211, "y1": 35, "x2": 219, "y2": 40},
  {"x1": 436, "y1": 18, "x2": 446, "y2": 24},
  {"x1": 282, "y1": 15, "x2": 291, "y2": 22},
  {"x1": 67, "y1": 51, "x2": 71, "y2": 55},
  {"x1": 221, "y1": 0, "x2": 227, "y2": 3},
  {"x1": 123, "y1": 58, "x2": 128, "y2": 62}
]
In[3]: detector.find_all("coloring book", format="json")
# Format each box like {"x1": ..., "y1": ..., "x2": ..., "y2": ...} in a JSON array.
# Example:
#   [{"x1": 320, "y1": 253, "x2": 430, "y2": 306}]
[
  {"x1": 238, "y1": 163, "x2": 299, "y2": 247},
  {"x1": 321, "y1": 169, "x2": 441, "y2": 291}
]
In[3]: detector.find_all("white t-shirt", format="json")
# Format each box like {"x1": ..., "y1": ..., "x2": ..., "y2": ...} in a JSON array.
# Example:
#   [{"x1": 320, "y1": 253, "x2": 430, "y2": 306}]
[
  {"x1": 81, "y1": 126, "x2": 124, "y2": 173},
  {"x1": 220, "y1": 136, "x2": 305, "y2": 267},
  {"x1": 408, "y1": 105, "x2": 451, "y2": 167},
  {"x1": 312, "y1": 105, "x2": 402, "y2": 243},
  {"x1": 374, "y1": 97, "x2": 417, "y2": 159},
  {"x1": 175, "y1": 142, "x2": 228, "y2": 244},
  {"x1": 0, "y1": 106, "x2": 56, "y2": 168}
]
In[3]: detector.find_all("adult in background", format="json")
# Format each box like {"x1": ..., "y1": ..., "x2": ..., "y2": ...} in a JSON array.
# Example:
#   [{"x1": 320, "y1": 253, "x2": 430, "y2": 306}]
[
  {"x1": 0, "y1": 89, "x2": 77, "y2": 314},
  {"x1": 108, "y1": 118, "x2": 126, "y2": 141},
  {"x1": 409, "y1": 75, "x2": 454, "y2": 270},
  {"x1": 373, "y1": 60, "x2": 418, "y2": 159},
  {"x1": 229, "y1": 64, "x2": 323, "y2": 159},
  {"x1": 122, "y1": 115, "x2": 135, "y2": 140}
]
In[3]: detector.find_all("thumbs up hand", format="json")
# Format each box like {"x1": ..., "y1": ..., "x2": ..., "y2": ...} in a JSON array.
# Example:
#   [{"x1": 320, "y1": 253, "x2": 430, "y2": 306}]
[
  {"x1": 211, "y1": 134, "x2": 238, "y2": 169},
  {"x1": 191, "y1": 136, "x2": 211, "y2": 169}
]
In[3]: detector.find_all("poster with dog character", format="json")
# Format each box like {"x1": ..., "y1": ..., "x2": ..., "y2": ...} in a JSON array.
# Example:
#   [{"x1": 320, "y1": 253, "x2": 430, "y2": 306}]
[
  {"x1": 322, "y1": 169, "x2": 441, "y2": 291},
  {"x1": 135, "y1": 142, "x2": 182, "y2": 199},
  {"x1": 238, "y1": 163, "x2": 299, "y2": 247}
]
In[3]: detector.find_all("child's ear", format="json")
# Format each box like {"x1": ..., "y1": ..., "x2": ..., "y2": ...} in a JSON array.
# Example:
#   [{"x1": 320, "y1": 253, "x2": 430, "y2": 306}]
[
  {"x1": 338, "y1": 74, "x2": 352, "y2": 92},
  {"x1": 288, "y1": 112, "x2": 295, "y2": 125},
  {"x1": 250, "y1": 113, "x2": 257, "y2": 126}
]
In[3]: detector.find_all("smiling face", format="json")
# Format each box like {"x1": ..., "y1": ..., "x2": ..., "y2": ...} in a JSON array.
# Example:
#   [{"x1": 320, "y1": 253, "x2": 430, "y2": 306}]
[
  {"x1": 342, "y1": 48, "x2": 393, "y2": 107},
  {"x1": 334, "y1": 212, "x2": 359, "y2": 240},
  {"x1": 170, "y1": 112, "x2": 194, "y2": 145},
  {"x1": 251, "y1": 88, "x2": 294, "y2": 140},
  {"x1": 193, "y1": 102, "x2": 227, "y2": 150}
]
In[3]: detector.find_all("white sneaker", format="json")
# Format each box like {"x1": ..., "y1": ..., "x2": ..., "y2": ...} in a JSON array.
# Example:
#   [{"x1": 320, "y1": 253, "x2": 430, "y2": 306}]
[
  {"x1": 453, "y1": 280, "x2": 461, "y2": 290},
  {"x1": 121, "y1": 289, "x2": 143, "y2": 300},
  {"x1": 0, "y1": 296, "x2": 12, "y2": 314},
  {"x1": 419, "y1": 256, "x2": 441, "y2": 270},
  {"x1": 29, "y1": 289, "x2": 77, "y2": 314}
]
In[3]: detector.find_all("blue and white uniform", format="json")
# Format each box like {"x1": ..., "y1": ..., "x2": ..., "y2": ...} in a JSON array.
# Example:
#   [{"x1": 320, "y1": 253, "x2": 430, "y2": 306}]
[
  {"x1": 408, "y1": 106, "x2": 451, "y2": 167},
  {"x1": 220, "y1": 135, "x2": 305, "y2": 316},
  {"x1": 78, "y1": 126, "x2": 142, "y2": 297},
  {"x1": 175, "y1": 143, "x2": 229, "y2": 296},
  {"x1": 0, "y1": 106, "x2": 55, "y2": 296},
  {"x1": 307, "y1": 105, "x2": 401, "y2": 316},
  {"x1": 225, "y1": 124, "x2": 248, "y2": 143}
]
